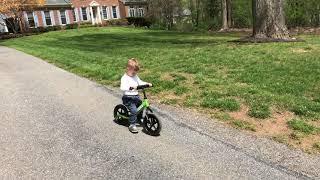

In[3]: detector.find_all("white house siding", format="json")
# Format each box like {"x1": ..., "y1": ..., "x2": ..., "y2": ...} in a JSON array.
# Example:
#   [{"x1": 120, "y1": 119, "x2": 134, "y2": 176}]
[{"x1": 0, "y1": 14, "x2": 8, "y2": 33}]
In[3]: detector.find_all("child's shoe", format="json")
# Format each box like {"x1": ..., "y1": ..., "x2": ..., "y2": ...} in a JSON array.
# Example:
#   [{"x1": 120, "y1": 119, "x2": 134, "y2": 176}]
[{"x1": 129, "y1": 124, "x2": 138, "y2": 133}]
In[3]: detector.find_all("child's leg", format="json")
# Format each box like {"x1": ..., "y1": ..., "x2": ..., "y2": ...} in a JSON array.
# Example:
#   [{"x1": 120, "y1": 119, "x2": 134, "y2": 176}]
[
  {"x1": 122, "y1": 96, "x2": 138, "y2": 125},
  {"x1": 135, "y1": 97, "x2": 143, "y2": 121}
]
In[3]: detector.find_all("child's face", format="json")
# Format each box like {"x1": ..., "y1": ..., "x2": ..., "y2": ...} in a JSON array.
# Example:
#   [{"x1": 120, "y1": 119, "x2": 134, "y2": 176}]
[{"x1": 127, "y1": 67, "x2": 138, "y2": 76}]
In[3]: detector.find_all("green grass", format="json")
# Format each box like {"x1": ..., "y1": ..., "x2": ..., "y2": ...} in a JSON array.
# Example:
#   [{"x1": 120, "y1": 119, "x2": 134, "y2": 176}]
[
  {"x1": 287, "y1": 119, "x2": 320, "y2": 135},
  {"x1": 1, "y1": 27, "x2": 320, "y2": 123},
  {"x1": 313, "y1": 142, "x2": 320, "y2": 151},
  {"x1": 232, "y1": 120, "x2": 256, "y2": 132}
]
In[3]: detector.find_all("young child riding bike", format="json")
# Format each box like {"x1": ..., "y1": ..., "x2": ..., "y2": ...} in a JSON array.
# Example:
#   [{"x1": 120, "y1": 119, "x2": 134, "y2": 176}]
[{"x1": 120, "y1": 58, "x2": 152, "y2": 133}]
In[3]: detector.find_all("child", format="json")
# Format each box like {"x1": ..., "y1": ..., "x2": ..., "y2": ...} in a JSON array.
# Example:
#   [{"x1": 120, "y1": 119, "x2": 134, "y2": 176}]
[{"x1": 120, "y1": 58, "x2": 152, "y2": 133}]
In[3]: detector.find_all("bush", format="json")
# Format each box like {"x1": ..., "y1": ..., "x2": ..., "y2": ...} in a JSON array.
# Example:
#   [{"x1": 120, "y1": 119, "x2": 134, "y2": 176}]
[
  {"x1": 0, "y1": 32, "x2": 9, "y2": 36},
  {"x1": 0, "y1": 33, "x2": 26, "y2": 40},
  {"x1": 175, "y1": 21, "x2": 194, "y2": 32},
  {"x1": 126, "y1": 17, "x2": 152, "y2": 27},
  {"x1": 37, "y1": 26, "x2": 49, "y2": 33},
  {"x1": 66, "y1": 23, "x2": 79, "y2": 29},
  {"x1": 53, "y1": 25, "x2": 62, "y2": 31},
  {"x1": 107, "y1": 18, "x2": 129, "y2": 26}
]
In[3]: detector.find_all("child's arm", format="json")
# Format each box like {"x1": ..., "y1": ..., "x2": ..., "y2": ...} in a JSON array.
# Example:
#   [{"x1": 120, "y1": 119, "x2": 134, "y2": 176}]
[{"x1": 137, "y1": 76, "x2": 152, "y2": 87}]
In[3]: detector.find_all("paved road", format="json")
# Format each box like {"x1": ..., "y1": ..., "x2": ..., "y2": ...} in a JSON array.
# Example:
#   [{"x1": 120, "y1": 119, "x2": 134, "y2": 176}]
[{"x1": 0, "y1": 46, "x2": 319, "y2": 179}]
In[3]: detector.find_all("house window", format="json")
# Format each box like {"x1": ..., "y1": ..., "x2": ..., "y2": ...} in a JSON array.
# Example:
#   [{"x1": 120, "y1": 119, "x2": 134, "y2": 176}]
[
  {"x1": 72, "y1": 9, "x2": 77, "y2": 22},
  {"x1": 112, "y1": 6, "x2": 117, "y2": 19},
  {"x1": 81, "y1": 7, "x2": 88, "y2": 21},
  {"x1": 44, "y1": 11, "x2": 52, "y2": 26},
  {"x1": 138, "y1": 7, "x2": 144, "y2": 17},
  {"x1": 102, "y1": 6, "x2": 108, "y2": 19},
  {"x1": 27, "y1": 12, "x2": 35, "y2": 27},
  {"x1": 60, "y1": 10, "x2": 67, "y2": 24},
  {"x1": 129, "y1": 6, "x2": 135, "y2": 17}
]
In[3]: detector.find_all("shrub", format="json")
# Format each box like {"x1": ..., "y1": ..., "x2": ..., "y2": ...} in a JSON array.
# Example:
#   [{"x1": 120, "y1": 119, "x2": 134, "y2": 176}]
[
  {"x1": 0, "y1": 33, "x2": 25, "y2": 40},
  {"x1": 176, "y1": 21, "x2": 194, "y2": 32},
  {"x1": 0, "y1": 32, "x2": 9, "y2": 36},
  {"x1": 37, "y1": 26, "x2": 49, "y2": 33},
  {"x1": 107, "y1": 18, "x2": 129, "y2": 26},
  {"x1": 53, "y1": 25, "x2": 62, "y2": 31},
  {"x1": 66, "y1": 23, "x2": 79, "y2": 29},
  {"x1": 126, "y1": 17, "x2": 152, "y2": 27}
]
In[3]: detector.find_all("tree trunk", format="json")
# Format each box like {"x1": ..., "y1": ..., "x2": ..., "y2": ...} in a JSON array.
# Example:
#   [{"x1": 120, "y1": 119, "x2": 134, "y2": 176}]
[
  {"x1": 317, "y1": 4, "x2": 320, "y2": 26},
  {"x1": 221, "y1": 0, "x2": 228, "y2": 30},
  {"x1": 252, "y1": 0, "x2": 290, "y2": 40},
  {"x1": 195, "y1": 0, "x2": 200, "y2": 28},
  {"x1": 18, "y1": 12, "x2": 26, "y2": 33},
  {"x1": 227, "y1": 0, "x2": 232, "y2": 27}
]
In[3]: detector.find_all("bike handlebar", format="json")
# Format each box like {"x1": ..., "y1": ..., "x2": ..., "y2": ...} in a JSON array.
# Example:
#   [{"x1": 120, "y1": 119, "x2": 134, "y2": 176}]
[{"x1": 129, "y1": 84, "x2": 152, "y2": 91}]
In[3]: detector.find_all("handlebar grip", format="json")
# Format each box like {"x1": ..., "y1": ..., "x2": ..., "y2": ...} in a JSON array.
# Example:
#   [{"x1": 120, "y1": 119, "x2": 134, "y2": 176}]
[{"x1": 137, "y1": 84, "x2": 151, "y2": 90}]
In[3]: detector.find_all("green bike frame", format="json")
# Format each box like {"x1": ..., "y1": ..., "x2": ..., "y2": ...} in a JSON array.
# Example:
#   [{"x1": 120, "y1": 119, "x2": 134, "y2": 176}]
[
  {"x1": 118, "y1": 99, "x2": 150, "y2": 120},
  {"x1": 137, "y1": 99, "x2": 150, "y2": 113}
]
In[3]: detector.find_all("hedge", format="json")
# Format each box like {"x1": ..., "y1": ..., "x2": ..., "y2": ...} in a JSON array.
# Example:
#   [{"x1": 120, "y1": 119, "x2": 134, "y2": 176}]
[{"x1": 126, "y1": 17, "x2": 152, "y2": 27}]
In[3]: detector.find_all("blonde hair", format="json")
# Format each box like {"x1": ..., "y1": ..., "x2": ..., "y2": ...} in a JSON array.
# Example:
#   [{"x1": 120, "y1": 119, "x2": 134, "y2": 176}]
[{"x1": 127, "y1": 58, "x2": 140, "y2": 71}]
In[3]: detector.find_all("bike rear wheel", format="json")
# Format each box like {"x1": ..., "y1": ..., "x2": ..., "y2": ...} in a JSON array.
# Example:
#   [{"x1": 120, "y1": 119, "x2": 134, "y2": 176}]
[{"x1": 143, "y1": 113, "x2": 162, "y2": 136}]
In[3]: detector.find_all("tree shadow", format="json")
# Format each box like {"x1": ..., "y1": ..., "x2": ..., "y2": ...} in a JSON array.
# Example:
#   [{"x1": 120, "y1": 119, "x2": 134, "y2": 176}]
[{"x1": 33, "y1": 31, "x2": 221, "y2": 55}]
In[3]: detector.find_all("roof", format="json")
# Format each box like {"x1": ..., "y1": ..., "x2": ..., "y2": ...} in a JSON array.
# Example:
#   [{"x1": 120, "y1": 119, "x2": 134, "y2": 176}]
[
  {"x1": 121, "y1": 0, "x2": 147, "y2": 5},
  {"x1": 45, "y1": 0, "x2": 71, "y2": 5}
]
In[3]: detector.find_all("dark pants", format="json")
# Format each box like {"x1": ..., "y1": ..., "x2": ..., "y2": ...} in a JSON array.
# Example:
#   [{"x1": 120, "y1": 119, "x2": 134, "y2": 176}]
[{"x1": 122, "y1": 95, "x2": 142, "y2": 125}]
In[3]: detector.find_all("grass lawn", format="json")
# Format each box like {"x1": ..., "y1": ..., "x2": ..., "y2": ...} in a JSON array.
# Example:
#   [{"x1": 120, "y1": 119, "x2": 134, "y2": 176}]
[{"x1": 1, "y1": 27, "x2": 320, "y2": 153}]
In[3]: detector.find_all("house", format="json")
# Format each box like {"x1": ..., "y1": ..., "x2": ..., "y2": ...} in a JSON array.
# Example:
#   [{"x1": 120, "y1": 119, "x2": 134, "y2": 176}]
[
  {"x1": 0, "y1": 14, "x2": 9, "y2": 33},
  {"x1": 22, "y1": 0, "x2": 147, "y2": 28}
]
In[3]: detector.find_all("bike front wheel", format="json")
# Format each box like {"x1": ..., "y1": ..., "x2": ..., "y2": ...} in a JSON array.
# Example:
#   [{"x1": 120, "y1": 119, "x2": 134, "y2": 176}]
[{"x1": 143, "y1": 113, "x2": 162, "y2": 136}]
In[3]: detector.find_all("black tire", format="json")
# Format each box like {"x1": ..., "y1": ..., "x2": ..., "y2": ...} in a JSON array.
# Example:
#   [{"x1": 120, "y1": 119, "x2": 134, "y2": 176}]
[
  {"x1": 114, "y1": 104, "x2": 129, "y2": 122},
  {"x1": 143, "y1": 113, "x2": 162, "y2": 136}
]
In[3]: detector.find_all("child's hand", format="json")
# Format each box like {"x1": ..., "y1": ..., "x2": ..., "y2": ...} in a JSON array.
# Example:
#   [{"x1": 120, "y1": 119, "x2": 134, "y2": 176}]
[{"x1": 148, "y1": 83, "x2": 153, "y2": 87}]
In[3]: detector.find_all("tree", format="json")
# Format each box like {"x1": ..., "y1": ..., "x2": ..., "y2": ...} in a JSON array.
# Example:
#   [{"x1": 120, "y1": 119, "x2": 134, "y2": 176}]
[
  {"x1": 189, "y1": 0, "x2": 201, "y2": 28},
  {"x1": 146, "y1": 0, "x2": 182, "y2": 30},
  {"x1": 221, "y1": 0, "x2": 232, "y2": 30},
  {"x1": 0, "y1": 0, "x2": 45, "y2": 33},
  {"x1": 221, "y1": 0, "x2": 228, "y2": 30},
  {"x1": 252, "y1": 0, "x2": 290, "y2": 40},
  {"x1": 227, "y1": 0, "x2": 232, "y2": 27}
]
